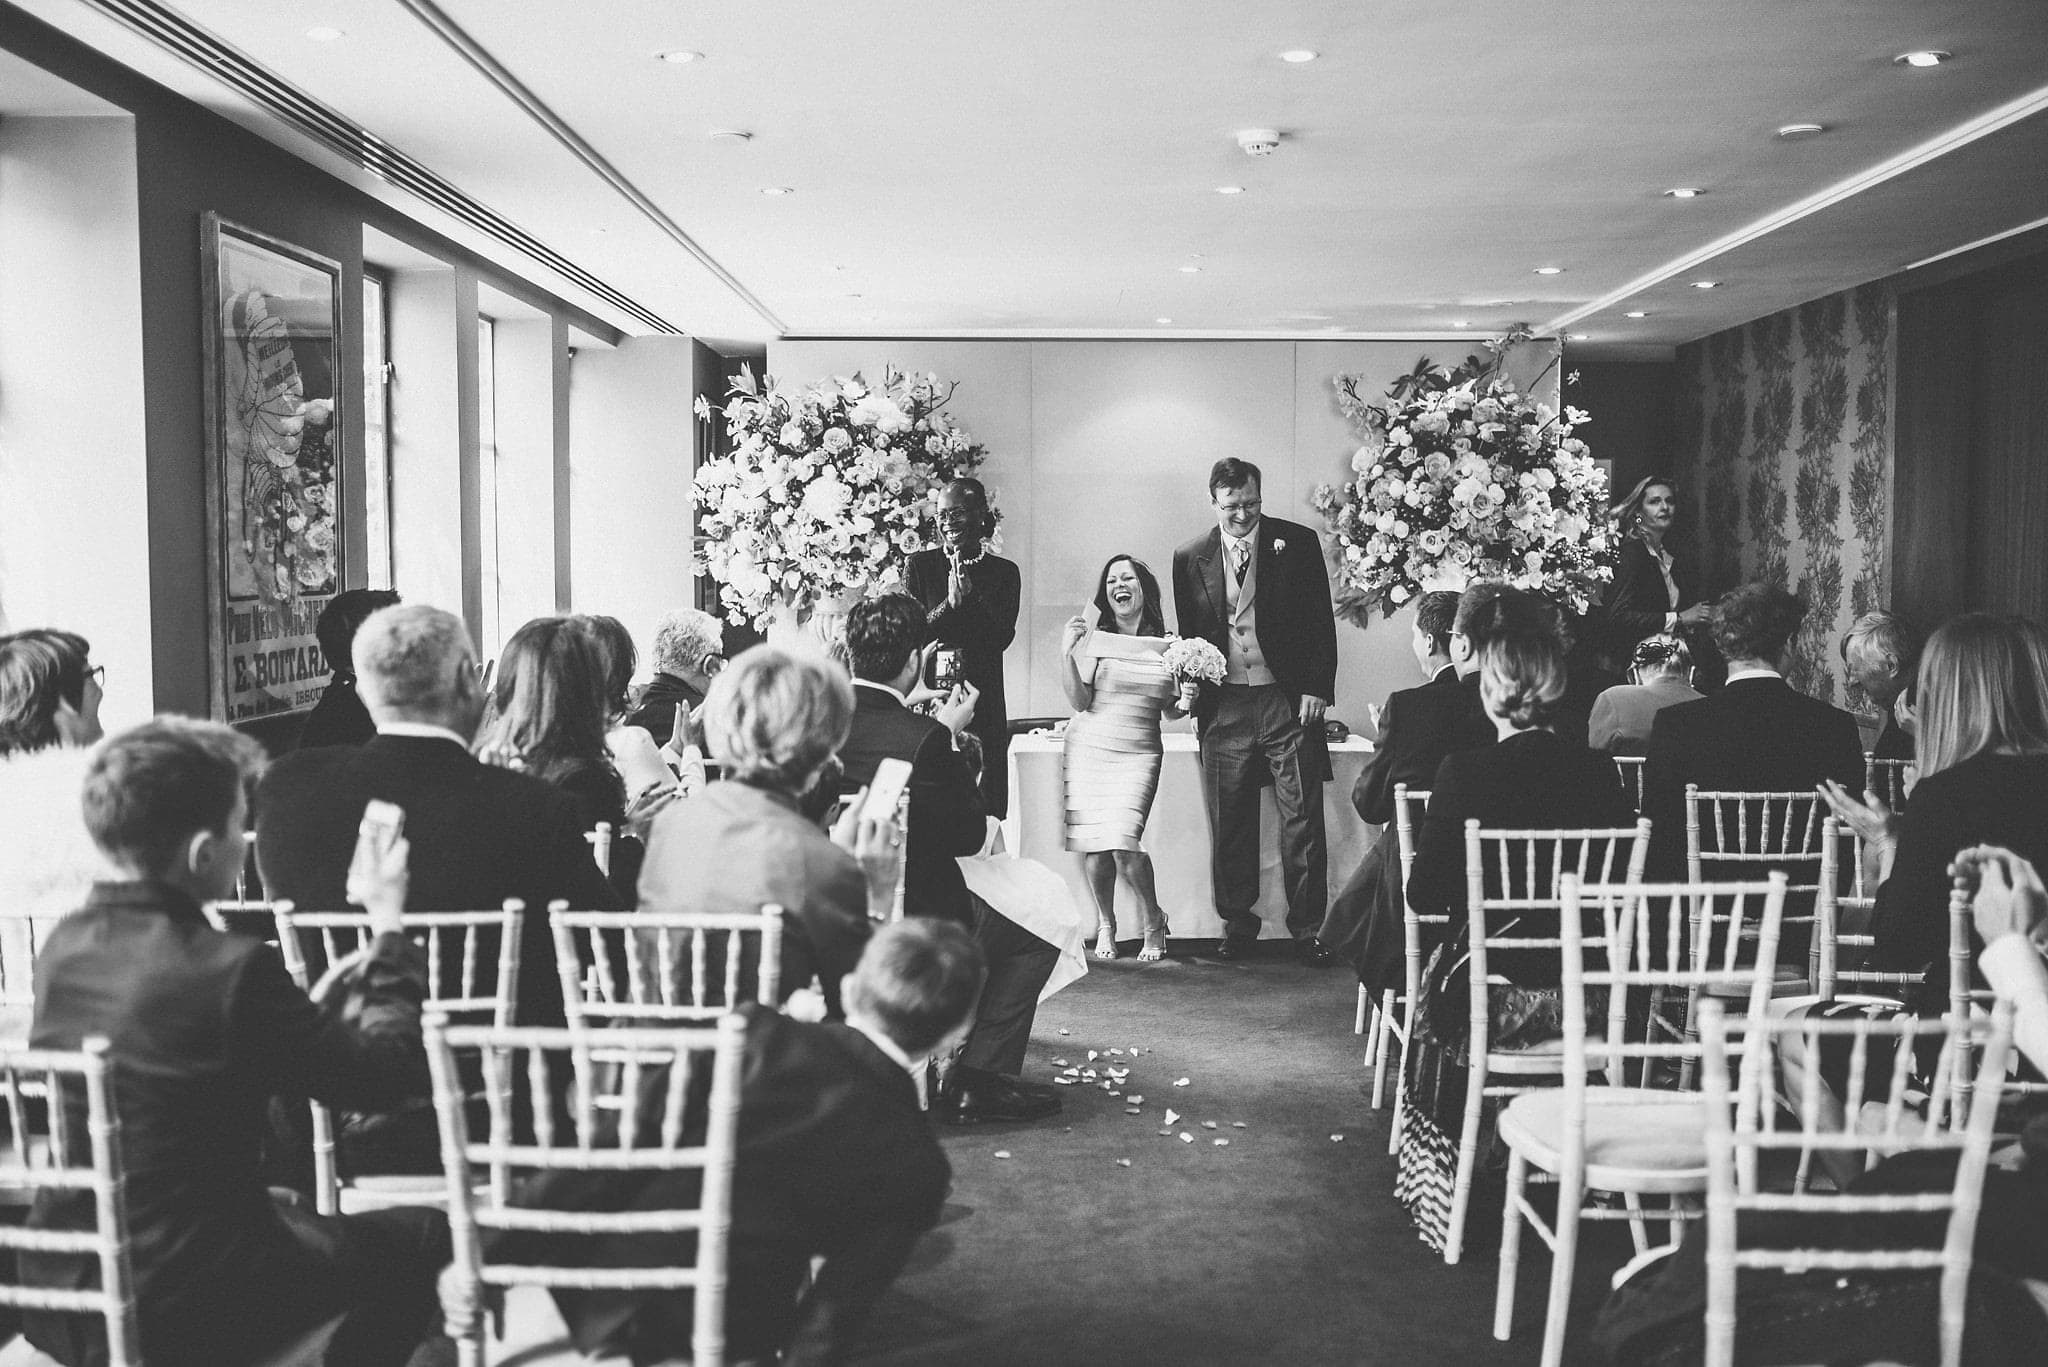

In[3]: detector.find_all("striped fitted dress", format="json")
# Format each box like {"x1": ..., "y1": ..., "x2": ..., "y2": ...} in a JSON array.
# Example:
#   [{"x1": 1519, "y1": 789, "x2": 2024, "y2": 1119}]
[{"x1": 1062, "y1": 643, "x2": 1175, "y2": 852}]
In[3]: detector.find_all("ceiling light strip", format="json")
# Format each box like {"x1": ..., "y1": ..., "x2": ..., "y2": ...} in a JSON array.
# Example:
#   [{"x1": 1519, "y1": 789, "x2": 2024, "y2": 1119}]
[
  {"x1": 1542, "y1": 80, "x2": 2048, "y2": 333},
  {"x1": 1903, "y1": 210, "x2": 2048, "y2": 272},
  {"x1": 76, "y1": 0, "x2": 682, "y2": 334},
  {"x1": 390, "y1": 0, "x2": 785, "y2": 335}
]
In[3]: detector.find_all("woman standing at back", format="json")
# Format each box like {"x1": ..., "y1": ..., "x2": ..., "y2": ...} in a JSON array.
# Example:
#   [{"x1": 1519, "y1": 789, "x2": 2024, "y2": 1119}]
[{"x1": 0, "y1": 629, "x2": 109, "y2": 921}]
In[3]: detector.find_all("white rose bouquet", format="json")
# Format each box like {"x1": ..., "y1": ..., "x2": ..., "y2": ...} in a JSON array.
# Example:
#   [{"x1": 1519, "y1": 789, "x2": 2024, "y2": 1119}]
[
  {"x1": 1160, "y1": 637, "x2": 1227, "y2": 688},
  {"x1": 1310, "y1": 328, "x2": 1615, "y2": 626},
  {"x1": 693, "y1": 364, "x2": 994, "y2": 627}
]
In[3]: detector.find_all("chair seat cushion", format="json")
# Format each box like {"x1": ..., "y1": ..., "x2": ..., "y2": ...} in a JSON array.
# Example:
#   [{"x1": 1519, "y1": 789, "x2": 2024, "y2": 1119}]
[{"x1": 1498, "y1": 1087, "x2": 1711, "y2": 1191}]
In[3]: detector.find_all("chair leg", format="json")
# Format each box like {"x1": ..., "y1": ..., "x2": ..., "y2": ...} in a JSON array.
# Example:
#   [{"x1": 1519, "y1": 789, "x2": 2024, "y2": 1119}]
[
  {"x1": 1355, "y1": 982, "x2": 1370, "y2": 1035},
  {"x1": 1444, "y1": 1074, "x2": 1488, "y2": 1265},
  {"x1": 1623, "y1": 1192, "x2": 1650, "y2": 1256},
  {"x1": 1493, "y1": 1149, "x2": 1529, "y2": 1340},
  {"x1": 1539, "y1": 1171, "x2": 1585, "y2": 1367},
  {"x1": 1369, "y1": 991, "x2": 1397, "y2": 1110},
  {"x1": 1388, "y1": 995, "x2": 1419, "y2": 1156}
]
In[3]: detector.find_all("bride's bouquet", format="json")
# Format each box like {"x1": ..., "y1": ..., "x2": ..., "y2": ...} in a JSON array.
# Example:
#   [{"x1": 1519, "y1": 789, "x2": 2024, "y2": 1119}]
[{"x1": 1160, "y1": 637, "x2": 1226, "y2": 688}]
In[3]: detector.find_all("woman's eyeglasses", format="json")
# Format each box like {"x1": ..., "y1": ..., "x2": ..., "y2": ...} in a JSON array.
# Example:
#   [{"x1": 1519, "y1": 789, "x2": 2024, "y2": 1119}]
[{"x1": 85, "y1": 665, "x2": 106, "y2": 687}]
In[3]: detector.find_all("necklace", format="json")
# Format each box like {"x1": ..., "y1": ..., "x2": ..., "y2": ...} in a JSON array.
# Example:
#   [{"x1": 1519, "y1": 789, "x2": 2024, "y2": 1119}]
[{"x1": 950, "y1": 545, "x2": 989, "y2": 568}]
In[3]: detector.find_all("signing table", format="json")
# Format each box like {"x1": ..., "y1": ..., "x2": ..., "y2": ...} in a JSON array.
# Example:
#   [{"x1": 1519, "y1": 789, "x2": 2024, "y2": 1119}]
[{"x1": 1004, "y1": 730, "x2": 1377, "y2": 942}]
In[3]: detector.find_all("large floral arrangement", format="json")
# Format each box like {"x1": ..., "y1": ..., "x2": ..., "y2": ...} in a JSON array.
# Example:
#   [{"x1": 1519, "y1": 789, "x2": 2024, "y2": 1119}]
[
  {"x1": 693, "y1": 365, "x2": 992, "y2": 627},
  {"x1": 1310, "y1": 330, "x2": 1615, "y2": 625}
]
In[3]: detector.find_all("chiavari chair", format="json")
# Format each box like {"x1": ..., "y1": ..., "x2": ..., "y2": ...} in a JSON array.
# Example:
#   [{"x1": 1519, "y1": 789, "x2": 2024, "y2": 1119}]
[
  {"x1": 1685, "y1": 788, "x2": 1836, "y2": 995},
  {"x1": 550, "y1": 906, "x2": 786, "y2": 1028},
  {"x1": 1362, "y1": 785, "x2": 1432, "y2": 1128}
]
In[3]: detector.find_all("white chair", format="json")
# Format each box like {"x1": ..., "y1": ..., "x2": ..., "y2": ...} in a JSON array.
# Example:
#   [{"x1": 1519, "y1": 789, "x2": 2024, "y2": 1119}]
[
  {"x1": 1420, "y1": 818, "x2": 1651, "y2": 1265},
  {"x1": 1685, "y1": 787, "x2": 1836, "y2": 995},
  {"x1": 1864, "y1": 754, "x2": 1914, "y2": 811},
  {"x1": 427, "y1": 1016, "x2": 747, "y2": 1367},
  {"x1": 272, "y1": 902, "x2": 525, "y2": 1216},
  {"x1": 1493, "y1": 872, "x2": 1788, "y2": 1365},
  {"x1": 1697, "y1": 996, "x2": 2015, "y2": 1367},
  {"x1": 0, "y1": 1038, "x2": 139, "y2": 1367},
  {"x1": 1944, "y1": 882, "x2": 2048, "y2": 1118},
  {"x1": 0, "y1": 906, "x2": 75, "y2": 1044},
  {"x1": 1361, "y1": 785, "x2": 1432, "y2": 1124},
  {"x1": 1612, "y1": 756, "x2": 1646, "y2": 813},
  {"x1": 202, "y1": 897, "x2": 285, "y2": 939},
  {"x1": 1813, "y1": 825, "x2": 1921, "y2": 1003},
  {"x1": 550, "y1": 906, "x2": 785, "y2": 1028}
]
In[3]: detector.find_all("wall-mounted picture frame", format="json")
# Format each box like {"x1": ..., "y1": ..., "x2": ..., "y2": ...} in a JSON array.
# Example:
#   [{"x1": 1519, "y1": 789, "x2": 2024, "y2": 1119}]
[{"x1": 199, "y1": 212, "x2": 346, "y2": 724}]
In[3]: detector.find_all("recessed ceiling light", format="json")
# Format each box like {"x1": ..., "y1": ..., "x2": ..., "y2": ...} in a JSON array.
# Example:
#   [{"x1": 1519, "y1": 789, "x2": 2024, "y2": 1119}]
[
  {"x1": 1279, "y1": 49, "x2": 1319, "y2": 63},
  {"x1": 1156, "y1": 317, "x2": 1174, "y2": 325},
  {"x1": 1894, "y1": 50, "x2": 1951, "y2": 68},
  {"x1": 760, "y1": 186, "x2": 794, "y2": 196},
  {"x1": 1178, "y1": 264, "x2": 1202, "y2": 274},
  {"x1": 1533, "y1": 266, "x2": 1564, "y2": 275},
  {"x1": 1451, "y1": 320, "x2": 1469, "y2": 328},
  {"x1": 1776, "y1": 122, "x2": 1826, "y2": 140},
  {"x1": 305, "y1": 26, "x2": 345, "y2": 42},
  {"x1": 1624, "y1": 310, "x2": 1648, "y2": 318},
  {"x1": 706, "y1": 129, "x2": 753, "y2": 143},
  {"x1": 1569, "y1": 333, "x2": 1589, "y2": 341},
  {"x1": 1692, "y1": 280, "x2": 1720, "y2": 289},
  {"x1": 1215, "y1": 185, "x2": 1246, "y2": 195},
  {"x1": 1663, "y1": 187, "x2": 1704, "y2": 199},
  {"x1": 657, "y1": 49, "x2": 704, "y2": 64}
]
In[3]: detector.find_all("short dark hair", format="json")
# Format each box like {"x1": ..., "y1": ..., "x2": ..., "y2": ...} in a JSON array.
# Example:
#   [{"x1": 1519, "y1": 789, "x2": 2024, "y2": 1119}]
[
  {"x1": 1091, "y1": 555, "x2": 1166, "y2": 637},
  {"x1": 0, "y1": 628, "x2": 91, "y2": 757},
  {"x1": 82, "y1": 717, "x2": 264, "y2": 876},
  {"x1": 1711, "y1": 583, "x2": 1806, "y2": 663},
  {"x1": 844, "y1": 919, "x2": 985, "y2": 1057},
  {"x1": 316, "y1": 590, "x2": 401, "y2": 676},
  {"x1": 1415, "y1": 591, "x2": 1461, "y2": 656},
  {"x1": 1208, "y1": 458, "x2": 1262, "y2": 497},
  {"x1": 1454, "y1": 582, "x2": 1558, "y2": 651},
  {"x1": 573, "y1": 614, "x2": 638, "y2": 717},
  {"x1": 844, "y1": 594, "x2": 927, "y2": 683},
  {"x1": 937, "y1": 478, "x2": 997, "y2": 539}
]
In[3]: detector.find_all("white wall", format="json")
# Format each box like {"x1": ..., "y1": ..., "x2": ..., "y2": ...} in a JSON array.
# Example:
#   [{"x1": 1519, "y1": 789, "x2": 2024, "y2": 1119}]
[
  {"x1": 568, "y1": 336, "x2": 697, "y2": 668},
  {"x1": 771, "y1": 338, "x2": 1558, "y2": 728},
  {"x1": 386, "y1": 266, "x2": 469, "y2": 621},
  {"x1": 491, "y1": 317, "x2": 566, "y2": 643},
  {"x1": 0, "y1": 115, "x2": 153, "y2": 725}
]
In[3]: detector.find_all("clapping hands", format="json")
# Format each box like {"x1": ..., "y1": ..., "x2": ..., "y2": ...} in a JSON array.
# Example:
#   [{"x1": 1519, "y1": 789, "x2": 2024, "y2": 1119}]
[{"x1": 1952, "y1": 845, "x2": 2048, "y2": 946}]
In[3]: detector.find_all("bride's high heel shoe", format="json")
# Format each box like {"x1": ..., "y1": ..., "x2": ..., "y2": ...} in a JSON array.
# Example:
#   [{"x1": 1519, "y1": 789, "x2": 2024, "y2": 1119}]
[
  {"x1": 1094, "y1": 918, "x2": 1120, "y2": 960},
  {"x1": 1138, "y1": 912, "x2": 1170, "y2": 962}
]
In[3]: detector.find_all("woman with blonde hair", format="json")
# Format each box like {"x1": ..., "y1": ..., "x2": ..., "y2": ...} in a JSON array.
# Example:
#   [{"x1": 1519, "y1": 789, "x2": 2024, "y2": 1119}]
[
  {"x1": 1823, "y1": 612, "x2": 2048, "y2": 1008},
  {"x1": 1598, "y1": 475, "x2": 1713, "y2": 664}
]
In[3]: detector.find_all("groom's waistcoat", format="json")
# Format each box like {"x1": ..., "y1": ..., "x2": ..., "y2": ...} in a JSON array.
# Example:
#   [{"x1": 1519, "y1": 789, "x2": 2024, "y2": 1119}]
[{"x1": 1222, "y1": 534, "x2": 1277, "y2": 686}]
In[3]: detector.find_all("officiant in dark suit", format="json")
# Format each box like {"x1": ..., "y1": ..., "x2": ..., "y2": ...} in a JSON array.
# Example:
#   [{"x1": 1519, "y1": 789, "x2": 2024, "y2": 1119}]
[
  {"x1": 904, "y1": 478, "x2": 1020, "y2": 818},
  {"x1": 1172, "y1": 458, "x2": 1338, "y2": 961}
]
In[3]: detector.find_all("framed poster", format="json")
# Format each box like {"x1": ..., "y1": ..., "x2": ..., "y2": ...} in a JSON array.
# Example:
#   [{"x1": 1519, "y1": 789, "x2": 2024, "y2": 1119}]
[{"x1": 199, "y1": 213, "x2": 345, "y2": 723}]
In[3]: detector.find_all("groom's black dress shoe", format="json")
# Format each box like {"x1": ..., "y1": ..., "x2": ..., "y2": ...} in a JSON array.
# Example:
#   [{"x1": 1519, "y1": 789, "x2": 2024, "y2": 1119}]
[
  {"x1": 1298, "y1": 936, "x2": 1335, "y2": 966},
  {"x1": 1212, "y1": 936, "x2": 1250, "y2": 961},
  {"x1": 938, "y1": 1071, "x2": 1061, "y2": 1124}
]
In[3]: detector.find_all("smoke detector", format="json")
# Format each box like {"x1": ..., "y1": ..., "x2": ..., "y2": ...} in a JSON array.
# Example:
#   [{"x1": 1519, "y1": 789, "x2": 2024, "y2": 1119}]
[{"x1": 1236, "y1": 128, "x2": 1282, "y2": 157}]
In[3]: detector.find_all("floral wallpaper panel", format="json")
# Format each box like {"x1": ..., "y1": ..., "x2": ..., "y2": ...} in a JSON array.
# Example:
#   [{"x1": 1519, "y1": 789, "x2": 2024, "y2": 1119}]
[{"x1": 1672, "y1": 281, "x2": 1895, "y2": 717}]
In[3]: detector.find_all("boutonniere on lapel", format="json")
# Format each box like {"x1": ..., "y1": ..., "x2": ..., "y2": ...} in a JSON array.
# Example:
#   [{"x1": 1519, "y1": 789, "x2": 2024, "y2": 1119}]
[{"x1": 1272, "y1": 537, "x2": 1287, "y2": 553}]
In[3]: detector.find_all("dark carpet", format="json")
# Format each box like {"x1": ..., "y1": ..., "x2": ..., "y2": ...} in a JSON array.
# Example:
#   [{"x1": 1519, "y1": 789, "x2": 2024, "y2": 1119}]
[{"x1": 851, "y1": 941, "x2": 1637, "y2": 1367}]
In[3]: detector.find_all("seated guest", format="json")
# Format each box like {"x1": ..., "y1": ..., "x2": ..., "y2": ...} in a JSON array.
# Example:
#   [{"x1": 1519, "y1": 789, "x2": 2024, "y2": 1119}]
[
  {"x1": 496, "y1": 919, "x2": 982, "y2": 1367},
  {"x1": 1318, "y1": 585, "x2": 1537, "y2": 989},
  {"x1": 1587, "y1": 633, "x2": 1703, "y2": 755},
  {"x1": 256, "y1": 603, "x2": 621, "y2": 1032},
  {"x1": 838, "y1": 594, "x2": 1056, "y2": 1122},
  {"x1": 24, "y1": 717, "x2": 447, "y2": 1367},
  {"x1": 1842, "y1": 609, "x2": 1923, "y2": 762},
  {"x1": 0, "y1": 629, "x2": 108, "y2": 923},
  {"x1": 476, "y1": 616, "x2": 628, "y2": 834},
  {"x1": 637, "y1": 645, "x2": 884, "y2": 1017},
  {"x1": 575, "y1": 613, "x2": 698, "y2": 802},
  {"x1": 299, "y1": 589, "x2": 402, "y2": 750},
  {"x1": 1396, "y1": 611, "x2": 1639, "y2": 1252},
  {"x1": 623, "y1": 607, "x2": 725, "y2": 747},
  {"x1": 1640, "y1": 582, "x2": 1864, "y2": 881}
]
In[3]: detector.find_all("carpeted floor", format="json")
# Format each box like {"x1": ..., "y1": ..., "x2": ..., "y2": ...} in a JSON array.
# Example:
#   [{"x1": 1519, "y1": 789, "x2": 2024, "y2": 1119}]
[{"x1": 849, "y1": 940, "x2": 1637, "y2": 1367}]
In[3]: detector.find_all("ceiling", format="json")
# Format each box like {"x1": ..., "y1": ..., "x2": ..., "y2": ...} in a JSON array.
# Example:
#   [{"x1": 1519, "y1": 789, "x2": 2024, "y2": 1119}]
[{"x1": 17, "y1": 0, "x2": 2048, "y2": 354}]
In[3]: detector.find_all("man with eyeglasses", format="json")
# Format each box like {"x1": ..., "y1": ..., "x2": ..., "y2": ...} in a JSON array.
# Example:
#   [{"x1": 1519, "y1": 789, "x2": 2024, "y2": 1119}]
[{"x1": 1173, "y1": 458, "x2": 1338, "y2": 963}]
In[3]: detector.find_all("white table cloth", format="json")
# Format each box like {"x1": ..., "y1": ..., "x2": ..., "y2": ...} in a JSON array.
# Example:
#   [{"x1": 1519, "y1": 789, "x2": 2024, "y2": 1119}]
[{"x1": 1003, "y1": 731, "x2": 1377, "y2": 942}]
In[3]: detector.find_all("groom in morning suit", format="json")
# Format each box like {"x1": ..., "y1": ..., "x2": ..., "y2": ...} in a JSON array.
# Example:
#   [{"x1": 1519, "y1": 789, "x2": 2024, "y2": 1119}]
[{"x1": 1173, "y1": 458, "x2": 1338, "y2": 961}]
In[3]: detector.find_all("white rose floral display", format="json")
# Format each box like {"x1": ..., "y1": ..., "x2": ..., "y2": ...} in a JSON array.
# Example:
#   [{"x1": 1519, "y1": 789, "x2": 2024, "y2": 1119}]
[
  {"x1": 693, "y1": 364, "x2": 994, "y2": 627},
  {"x1": 1310, "y1": 327, "x2": 1616, "y2": 626}
]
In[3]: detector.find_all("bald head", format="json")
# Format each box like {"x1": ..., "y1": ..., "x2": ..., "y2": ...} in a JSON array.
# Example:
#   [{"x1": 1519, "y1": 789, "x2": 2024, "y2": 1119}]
[{"x1": 354, "y1": 604, "x2": 484, "y2": 736}]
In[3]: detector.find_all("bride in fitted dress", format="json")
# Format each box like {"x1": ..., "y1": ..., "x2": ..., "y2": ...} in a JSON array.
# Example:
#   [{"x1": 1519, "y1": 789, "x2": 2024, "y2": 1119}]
[{"x1": 1060, "y1": 554, "x2": 1196, "y2": 961}]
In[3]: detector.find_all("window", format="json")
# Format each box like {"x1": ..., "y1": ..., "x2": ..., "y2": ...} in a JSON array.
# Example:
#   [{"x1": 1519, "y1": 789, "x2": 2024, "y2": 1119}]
[
  {"x1": 476, "y1": 313, "x2": 502, "y2": 657},
  {"x1": 361, "y1": 271, "x2": 394, "y2": 590}
]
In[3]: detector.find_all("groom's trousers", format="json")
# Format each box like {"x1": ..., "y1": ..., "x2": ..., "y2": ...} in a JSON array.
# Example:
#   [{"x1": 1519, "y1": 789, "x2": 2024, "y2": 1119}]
[{"x1": 1199, "y1": 682, "x2": 1326, "y2": 943}]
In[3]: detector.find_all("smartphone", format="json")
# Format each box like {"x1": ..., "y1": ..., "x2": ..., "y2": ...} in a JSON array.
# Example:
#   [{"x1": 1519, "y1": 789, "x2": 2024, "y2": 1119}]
[
  {"x1": 932, "y1": 647, "x2": 964, "y2": 691},
  {"x1": 861, "y1": 757, "x2": 914, "y2": 824},
  {"x1": 359, "y1": 799, "x2": 405, "y2": 845}
]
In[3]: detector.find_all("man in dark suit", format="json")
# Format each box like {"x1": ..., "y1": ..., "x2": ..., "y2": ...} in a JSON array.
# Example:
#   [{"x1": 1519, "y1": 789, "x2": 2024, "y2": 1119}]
[
  {"x1": 257, "y1": 603, "x2": 621, "y2": 1032},
  {"x1": 493, "y1": 919, "x2": 981, "y2": 1367},
  {"x1": 25, "y1": 717, "x2": 447, "y2": 1367},
  {"x1": 1172, "y1": 458, "x2": 1339, "y2": 961},
  {"x1": 839, "y1": 594, "x2": 1057, "y2": 1124},
  {"x1": 904, "y1": 477, "x2": 1021, "y2": 819},
  {"x1": 297, "y1": 587, "x2": 400, "y2": 750},
  {"x1": 622, "y1": 606, "x2": 724, "y2": 747},
  {"x1": 1642, "y1": 583, "x2": 1866, "y2": 884}
]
